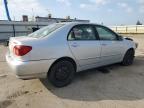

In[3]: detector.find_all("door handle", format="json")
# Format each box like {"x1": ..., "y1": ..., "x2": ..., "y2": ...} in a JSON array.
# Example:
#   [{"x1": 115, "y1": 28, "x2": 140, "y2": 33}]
[
  {"x1": 71, "y1": 43, "x2": 79, "y2": 47},
  {"x1": 102, "y1": 43, "x2": 107, "y2": 46}
]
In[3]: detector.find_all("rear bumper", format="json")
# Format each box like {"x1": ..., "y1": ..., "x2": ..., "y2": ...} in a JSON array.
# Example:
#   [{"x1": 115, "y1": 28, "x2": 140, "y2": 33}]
[{"x1": 6, "y1": 53, "x2": 56, "y2": 79}]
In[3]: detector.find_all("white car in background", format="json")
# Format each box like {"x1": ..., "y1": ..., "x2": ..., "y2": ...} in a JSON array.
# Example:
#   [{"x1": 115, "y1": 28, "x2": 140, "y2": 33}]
[{"x1": 6, "y1": 22, "x2": 137, "y2": 87}]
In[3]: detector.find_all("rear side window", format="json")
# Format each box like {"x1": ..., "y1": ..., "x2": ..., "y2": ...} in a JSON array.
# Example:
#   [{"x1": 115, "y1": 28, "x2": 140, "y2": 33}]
[
  {"x1": 68, "y1": 25, "x2": 96, "y2": 41},
  {"x1": 96, "y1": 26, "x2": 117, "y2": 41},
  {"x1": 28, "y1": 23, "x2": 64, "y2": 38}
]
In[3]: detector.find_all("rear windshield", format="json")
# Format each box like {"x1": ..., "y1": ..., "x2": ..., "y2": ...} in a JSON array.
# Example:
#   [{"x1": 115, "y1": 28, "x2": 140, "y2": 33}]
[{"x1": 28, "y1": 23, "x2": 65, "y2": 38}]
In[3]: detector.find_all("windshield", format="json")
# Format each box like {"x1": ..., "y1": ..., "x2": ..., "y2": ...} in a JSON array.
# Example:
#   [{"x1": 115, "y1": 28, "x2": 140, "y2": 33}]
[{"x1": 28, "y1": 23, "x2": 65, "y2": 38}]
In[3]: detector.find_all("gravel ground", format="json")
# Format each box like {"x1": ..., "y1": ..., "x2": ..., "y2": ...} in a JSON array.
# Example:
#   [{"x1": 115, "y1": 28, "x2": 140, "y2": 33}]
[{"x1": 0, "y1": 36, "x2": 144, "y2": 108}]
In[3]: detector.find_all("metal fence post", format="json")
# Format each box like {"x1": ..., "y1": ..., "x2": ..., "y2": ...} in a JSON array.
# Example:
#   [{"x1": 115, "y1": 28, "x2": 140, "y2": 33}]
[
  {"x1": 126, "y1": 26, "x2": 128, "y2": 33},
  {"x1": 37, "y1": 24, "x2": 39, "y2": 28},
  {"x1": 12, "y1": 24, "x2": 15, "y2": 37},
  {"x1": 136, "y1": 26, "x2": 137, "y2": 33}
]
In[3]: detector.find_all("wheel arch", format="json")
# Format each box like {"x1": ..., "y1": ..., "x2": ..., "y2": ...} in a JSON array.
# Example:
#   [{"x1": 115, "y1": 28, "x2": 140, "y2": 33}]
[
  {"x1": 121, "y1": 47, "x2": 135, "y2": 66},
  {"x1": 127, "y1": 48, "x2": 135, "y2": 53},
  {"x1": 123, "y1": 47, "x2": 135, "y2": 58},
  {"x1": 122, "y1": 47, "x2": 135, "y2": 60},
  {"x1": 48, "y1": 57, "x2": 77, "y2": 76}
]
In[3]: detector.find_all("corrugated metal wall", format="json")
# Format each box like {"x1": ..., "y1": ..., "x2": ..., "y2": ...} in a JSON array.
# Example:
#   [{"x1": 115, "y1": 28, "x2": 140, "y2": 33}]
[{"x1": 0, "y1": 21, "x2": 52, "y2": 40}]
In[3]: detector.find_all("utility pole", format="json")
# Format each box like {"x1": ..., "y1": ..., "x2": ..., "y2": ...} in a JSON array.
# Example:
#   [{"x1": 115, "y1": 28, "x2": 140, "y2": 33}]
[
  {"x1": 31, "y1": 8, "x2": 35, "y2": 21},
  {"x1": 4, "y1": 0, "x2": 11, "y2": 21}
]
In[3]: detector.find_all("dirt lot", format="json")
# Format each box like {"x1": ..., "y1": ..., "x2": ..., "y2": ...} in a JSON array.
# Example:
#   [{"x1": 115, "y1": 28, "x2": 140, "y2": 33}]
[{"x1": 0, "y1": 35, "x2": 144, "y2": 108}]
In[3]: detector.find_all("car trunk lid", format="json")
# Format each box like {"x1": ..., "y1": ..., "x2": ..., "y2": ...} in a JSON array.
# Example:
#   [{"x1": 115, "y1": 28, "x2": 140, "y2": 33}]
[{"x1": 8, "y1": 36, "x2": 35, "y2": 61}]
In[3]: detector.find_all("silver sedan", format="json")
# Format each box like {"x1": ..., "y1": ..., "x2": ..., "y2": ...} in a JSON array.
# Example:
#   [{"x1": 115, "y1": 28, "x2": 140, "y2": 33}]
[{"x1": 6, "y1": 22, "x2": 137, "y2": 87}]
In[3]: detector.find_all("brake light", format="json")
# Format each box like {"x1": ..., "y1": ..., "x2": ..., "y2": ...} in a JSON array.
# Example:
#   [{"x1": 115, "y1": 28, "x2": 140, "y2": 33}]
[{"x1": 13, "y1": 45, "x2": 32, "y2": 56}]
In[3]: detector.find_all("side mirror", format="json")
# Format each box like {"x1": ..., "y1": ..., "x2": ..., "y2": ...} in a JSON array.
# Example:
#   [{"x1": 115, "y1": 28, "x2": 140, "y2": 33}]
[{"x1": 118, "y1": 35, "x2": 123, "y2": 41}]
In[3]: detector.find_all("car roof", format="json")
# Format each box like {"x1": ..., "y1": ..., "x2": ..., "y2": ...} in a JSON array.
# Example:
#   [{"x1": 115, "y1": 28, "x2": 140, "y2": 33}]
[{"x1": 56, "y1": 22, "x2": 103, "y2": 26}]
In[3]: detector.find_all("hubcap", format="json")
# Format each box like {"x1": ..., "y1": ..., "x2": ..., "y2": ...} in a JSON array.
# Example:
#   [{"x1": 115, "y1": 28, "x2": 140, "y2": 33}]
[{"x1": 55, "y1": 66, "x2": 69, "y2": 81}]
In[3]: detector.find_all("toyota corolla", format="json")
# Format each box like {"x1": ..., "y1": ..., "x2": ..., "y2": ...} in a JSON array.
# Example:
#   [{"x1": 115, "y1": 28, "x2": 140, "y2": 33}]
[{"x1": 6, "y1": 22, "x2": 137, "y2": 87}]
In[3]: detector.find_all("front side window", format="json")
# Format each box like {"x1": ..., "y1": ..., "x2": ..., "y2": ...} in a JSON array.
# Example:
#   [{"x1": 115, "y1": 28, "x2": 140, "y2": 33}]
[
  {"x1": 68, "y1": 25, "x2": 96, "y2": 41},
  {"x1": 28, "y1": 23, "x2": 64, "y2": 38},
  {"x1": 96, "y1": 26, "x2": 117, "y2": 41}
]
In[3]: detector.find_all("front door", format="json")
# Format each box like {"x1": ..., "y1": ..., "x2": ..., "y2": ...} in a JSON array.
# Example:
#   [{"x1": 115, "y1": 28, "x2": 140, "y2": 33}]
[{"x1": 95, "y1": 26, "x2": 124, "y2": 65}]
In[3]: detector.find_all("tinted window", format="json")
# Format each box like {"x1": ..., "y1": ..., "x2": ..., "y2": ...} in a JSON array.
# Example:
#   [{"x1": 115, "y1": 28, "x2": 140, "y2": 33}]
[
  {"x1": 68, "y1": 25, "x2": 96, "y2": 40},
  {"x1": 96, "y1": 26, "x2": 117, "y2": 40},
  {"x1": 28, "y1": 23, "x2": 64, "y2": 38}
]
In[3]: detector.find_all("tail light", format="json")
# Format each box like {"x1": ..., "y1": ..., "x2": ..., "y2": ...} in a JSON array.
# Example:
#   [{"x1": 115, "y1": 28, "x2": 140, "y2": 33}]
[{"x1": 13, "y1": 45, "x2": 32, "y2": 56}]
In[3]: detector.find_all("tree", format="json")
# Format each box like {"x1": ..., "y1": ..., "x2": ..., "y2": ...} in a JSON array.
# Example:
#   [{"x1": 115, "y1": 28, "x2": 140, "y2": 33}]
[{"x1": 136, "y1": 20, "x2": 142, "y2": 25}]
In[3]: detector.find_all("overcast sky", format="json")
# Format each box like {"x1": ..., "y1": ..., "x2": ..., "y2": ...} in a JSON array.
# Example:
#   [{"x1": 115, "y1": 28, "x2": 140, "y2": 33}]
[{"x1": 0, "y1": 0, "x2": 144, "y2": 25}]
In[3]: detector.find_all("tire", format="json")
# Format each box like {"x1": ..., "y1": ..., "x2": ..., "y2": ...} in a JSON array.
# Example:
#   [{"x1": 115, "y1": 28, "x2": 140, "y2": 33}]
[
  {"x1": 122, "y1": 49, "x2": 135, "y2": 66},
  {"x1": 48, "y1": 60, "x2": 75, "y2": 87}
]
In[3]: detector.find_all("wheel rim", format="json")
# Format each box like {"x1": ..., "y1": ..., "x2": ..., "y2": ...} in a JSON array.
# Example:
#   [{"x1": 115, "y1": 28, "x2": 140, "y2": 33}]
[{"x1": 55, "y1": 66, "x2": 70, "y2": 81}]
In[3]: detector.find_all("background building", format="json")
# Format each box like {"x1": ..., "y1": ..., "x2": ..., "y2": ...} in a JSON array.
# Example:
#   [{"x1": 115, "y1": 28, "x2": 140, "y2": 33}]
[
  {"x1": 0, "y1": 15, "x2": 90, "y2": 41},
  {"x1": 35, "y1": 15, "x2": 90, "y2": 23}
]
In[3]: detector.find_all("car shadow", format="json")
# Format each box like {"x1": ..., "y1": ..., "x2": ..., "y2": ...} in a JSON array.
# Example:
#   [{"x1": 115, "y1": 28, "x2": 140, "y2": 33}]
[{"x1": 40, "y1": 55, "x2": 144, "y2": 101}]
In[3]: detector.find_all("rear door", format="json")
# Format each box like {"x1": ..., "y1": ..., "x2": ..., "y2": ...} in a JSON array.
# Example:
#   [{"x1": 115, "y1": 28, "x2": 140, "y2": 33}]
[
  {"x1": 95, "y1": 25, "x2": 124, "y2": 65},
  {"x1": 68, "y1": 24, "x2": 101, "y2": 67}
]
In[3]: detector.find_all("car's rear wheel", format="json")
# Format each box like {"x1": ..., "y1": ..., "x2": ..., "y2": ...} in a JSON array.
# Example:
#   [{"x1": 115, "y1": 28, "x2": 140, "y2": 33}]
[
  {"x1": 48, "y1": 60, "x2": 75, "y2": 87},
  {"x1": 122, "y1": 49, "x2": 135, "y2": 66}
]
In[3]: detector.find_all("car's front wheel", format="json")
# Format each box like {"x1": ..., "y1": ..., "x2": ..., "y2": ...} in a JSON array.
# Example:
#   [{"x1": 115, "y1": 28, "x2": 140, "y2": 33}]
[
  {"x1": 122, "y1": 49, "x2": 135, "y2": 66},
  {"x1": 48, "y1": 60, "x2": 75, "y2": 87}
]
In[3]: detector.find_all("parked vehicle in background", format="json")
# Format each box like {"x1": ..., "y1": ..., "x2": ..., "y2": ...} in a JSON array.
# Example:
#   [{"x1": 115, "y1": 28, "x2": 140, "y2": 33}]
[{"x1": 6, "y1": 22, "x2": 137, "y2": 87}]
